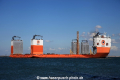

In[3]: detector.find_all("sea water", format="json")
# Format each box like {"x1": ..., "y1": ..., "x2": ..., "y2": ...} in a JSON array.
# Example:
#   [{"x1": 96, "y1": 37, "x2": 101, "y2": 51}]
[{"x1": 0, "y1": 57, "x2": 120, "y2": 80}]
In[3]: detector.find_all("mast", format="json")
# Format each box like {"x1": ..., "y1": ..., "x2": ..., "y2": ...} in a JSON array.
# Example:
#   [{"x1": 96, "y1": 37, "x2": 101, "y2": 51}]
[{"x1": 77, "y1": 31, "x2": 79, "y2": 54}]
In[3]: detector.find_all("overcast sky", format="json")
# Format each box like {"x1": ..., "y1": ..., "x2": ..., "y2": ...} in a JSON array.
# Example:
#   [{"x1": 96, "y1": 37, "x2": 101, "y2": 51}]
[{"x1": 0, "y1": 0, "x2": 120, "y2": 56}]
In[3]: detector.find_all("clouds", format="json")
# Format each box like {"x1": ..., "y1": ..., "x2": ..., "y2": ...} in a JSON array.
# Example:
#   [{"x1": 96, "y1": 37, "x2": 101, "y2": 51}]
[
  {"x1": 80, "y1": 31, "x2": 95, "y2": 42},
  {"x1": 49, "y1": 48, "x2": 55, "y2": 50},
  {"x1": 45, "y1": 40, "x2": 50, "y2": 42},
  {"x1": 112, "y1": 34, "x2": 115, "y2": 37},
  {"x1": 45, "y1": 40, "x2": 52, "y2": 42},
  {"x1": 111, "y1": 38, "x2": 120, "y2": 44},
  {"x1": 80, "y1": 31, "x2": 93, "y2": 43},
  {"x1": 80, "y1": 31, "x2": 95, "y2": 38},
  {"x1": 49, "y1": 47, "x2": 67, "y2": 51},
  {"x1": 111, "y1": 46, "x2": 118, "y2": 51},
  {"x1": 95, "y1": 25, "x2": 102, "y2": 32},
  {"x1": 111, "y1": 39, "x2": 117, "y2": 43},
  {"x1": 89, "y1": 38, "x2": 93, "y2": 41},
  {"x1": 82, "y1": 32, "x2": 85, "y2": 35},
  {"x1": 80, "y1": 25, "x2": 102, "y2": 40},
  {"x1": 45, "y1": 47, "x2": 69, "y2": 53},
  {"x1": 58, "y1": 48, "x2": 65, "y2": 50},
  {"x1": 111, "y1": 33, "x2": 120, "y2": 49},
  {"x1": 111, "y1": 33, "x2": 120, "y2": 37},
  {"x1": 95, "y1": 25, "x2": 102, "y2": 28},
  {"x1": 117, "y1": 33, "x2": 120, "y2": 36},
  {"x1": 89, "y1": 33, "x2": 95, "y2": 37},
  {"x1": 80, "y1": 31, "x2": 91, "y2": 38},
  {"x1": 80, "y1": 32, "x2": 86, "y2": 37}
]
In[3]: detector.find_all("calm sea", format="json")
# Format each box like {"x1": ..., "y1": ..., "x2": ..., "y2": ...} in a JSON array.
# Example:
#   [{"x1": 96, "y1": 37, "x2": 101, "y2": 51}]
[{"x1": 0, "y1": 57, "x2": 120, "y2": 80}]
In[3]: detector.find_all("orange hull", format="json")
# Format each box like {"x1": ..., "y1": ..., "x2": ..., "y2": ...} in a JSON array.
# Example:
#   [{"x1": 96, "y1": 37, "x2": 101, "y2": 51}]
[
  {"x1": 10, "y1": 54, "x2": 32, "y2": 58},
  {"x1": 10, "y1": 53, "x2": 109, "y2": 58},
  {"x1": 10, "y1": 47, "x2": 110, "y2": 58},
  {"x1": 32, "y1": 53, "x2": 109, "y2": 58}
]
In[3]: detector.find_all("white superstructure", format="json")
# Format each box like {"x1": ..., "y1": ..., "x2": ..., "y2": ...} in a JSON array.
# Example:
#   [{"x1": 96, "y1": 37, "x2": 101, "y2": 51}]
[{"x1": 93, "y1": 32, "x2": 111, "y2": 54}]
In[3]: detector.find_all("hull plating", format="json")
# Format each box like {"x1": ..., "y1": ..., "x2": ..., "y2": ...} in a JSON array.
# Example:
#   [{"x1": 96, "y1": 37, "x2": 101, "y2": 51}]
[
  {"x1": 10, "y1": 47, "x2": 110, "y2": 58},
  {"x1": 10, "y1": 54, "x2": 32, "y2": 58},
  {"x1": 32, "y1": 53, "x2": 109, "y2": 58}
]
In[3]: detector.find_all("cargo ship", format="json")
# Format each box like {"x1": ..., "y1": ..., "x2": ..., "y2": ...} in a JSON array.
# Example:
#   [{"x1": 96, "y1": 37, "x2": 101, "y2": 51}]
[{"x1": 10, "y1": 31, "x2": 111, "y2": 58}]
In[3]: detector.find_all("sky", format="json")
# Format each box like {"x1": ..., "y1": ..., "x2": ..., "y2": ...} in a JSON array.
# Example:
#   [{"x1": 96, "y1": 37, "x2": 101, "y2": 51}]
[{"x1": 0, "y1": 0, "x2": 120, "y2": 56}]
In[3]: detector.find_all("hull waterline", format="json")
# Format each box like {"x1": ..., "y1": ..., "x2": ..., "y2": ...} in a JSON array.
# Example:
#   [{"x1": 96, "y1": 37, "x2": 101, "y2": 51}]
[{"x1": 32, "y1": 53, "x2": 109, "y2": 58}]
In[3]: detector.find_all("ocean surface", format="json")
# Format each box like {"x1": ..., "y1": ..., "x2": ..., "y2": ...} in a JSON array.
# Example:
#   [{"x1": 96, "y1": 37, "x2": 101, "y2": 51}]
[{"x1": 0, "y1": 57, "x2": 120, "y2": 80}]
